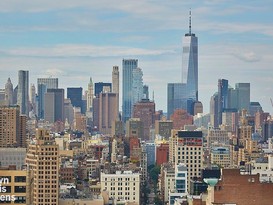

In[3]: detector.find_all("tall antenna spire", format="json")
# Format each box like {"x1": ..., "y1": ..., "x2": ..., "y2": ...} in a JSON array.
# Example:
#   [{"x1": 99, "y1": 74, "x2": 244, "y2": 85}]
[{"x1": 189, "y1": 8, "x2": 192, "y2": 35}]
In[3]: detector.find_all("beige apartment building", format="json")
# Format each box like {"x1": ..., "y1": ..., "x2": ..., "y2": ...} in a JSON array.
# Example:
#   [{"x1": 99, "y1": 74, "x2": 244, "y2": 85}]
[
  {"x1": 26, "y1": 128, "x2": 59, "y2": 205},
  {"x1": 210, "y1": 147, "x2": 231, "y2": 168},
  {"x1": 100, "y1": 170, "x2": 140, "y2": 204},
  {"x1": 0, "y1": 105, "x2": 26, "y2": 147},
  {"x1": 169, "y1": 130, "x2": 203, "y2": 185},
  {"x1": 0, "y1": 166, "x2": 33, "y2": 204}
]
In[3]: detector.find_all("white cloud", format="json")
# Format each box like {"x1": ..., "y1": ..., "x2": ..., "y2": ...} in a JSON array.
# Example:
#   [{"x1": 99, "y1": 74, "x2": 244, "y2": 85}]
[{"x1": 1, "y1": 44, "x2": 175, "y2": 58}]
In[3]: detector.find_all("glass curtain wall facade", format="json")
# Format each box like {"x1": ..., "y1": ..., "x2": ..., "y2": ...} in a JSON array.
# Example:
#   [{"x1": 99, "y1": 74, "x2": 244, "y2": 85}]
[
  {"x1": 122, "y1": 59, "x2": 138, "y2": 123},
  {"x1": 17, "y1": 70, "x2": 29, "y2": 115}
]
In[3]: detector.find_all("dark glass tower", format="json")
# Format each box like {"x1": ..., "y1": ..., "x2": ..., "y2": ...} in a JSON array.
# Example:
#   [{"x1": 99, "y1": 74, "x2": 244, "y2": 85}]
[{"x1": 67, "y1": 87, "x2": 83, "y2": 113}]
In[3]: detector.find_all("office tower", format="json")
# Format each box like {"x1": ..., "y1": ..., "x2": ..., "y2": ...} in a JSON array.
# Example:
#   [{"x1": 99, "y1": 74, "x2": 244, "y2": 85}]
[
  {"x1": 98, "y1": 92, "x2": 119, "y2": 135},
  {"x1": 122, "y1": 59, "x2": 144, "y2": 123},
  {"x1": 155, "y1": 119, "x2": 173, "y2": 139},
  {"x1": 0, "y1": 105, "x2": 26, "y2": 147},
  {"x1": 29, "y1": 84, "x2": 36, "y2": 114},
  {"x1": 235, "y1": 83, "x2": 250, "y2": 112},
  {"x1": 13, "y1": 85, "x2": 18, "y2": 105},
  {"x1": 64, "y1": 98, "x2": 74, "y2": 124},
  {"x1": 112, "y1": 66, "x2": 120, "y2": 117},
  {"x1": 37, "y1": 78, "x2": 58, "y2": 118},
  {"x1": 86, "y1": 77, "x2": 94, "y2": 112},
  {"x1": 37, "y1": 84, "x2": 47, "y2": 119},
  {"x1": 37, "y1": 78, "x2": 58, "y2": 89},
  {"x1": 67, "y1": 87, "x2": 83, "y2": 113},
  {"x1": 26, "y1": 128, "x2": 59, "y2": 205},
  {"x1": 167, "y1": 83, "x2": 187, "y2": 119},
  {"x1": 94, "y1": 82, "x2": 112, "y2": 97},
  {"x1": 222, "y1": 110, "x2": 239, "y2": 133},
  {"x1": 44, "y1": 88, "x2": 64, "y2": 123},
  {"x1": 210, "y1": 93, "x2": 219, "y2": 128},
  {"x1": 5, "y1": 78, "x2": 13, "y2": 105},
  {"x1": 249, "y1": 102, "x2": 262, "y2": 116},
  {"x1": 169, "y1": 130, "x2": 203, "y2": 187},
  {"x1": 133, "y1": 99, "x2": 155, "y2": 140},
  {"x1": 182, "y1": 11, "x2": 198, "y2": 101},
  {"x1": 132, "y1": 67, "x2": 143, "y2": 103},
  {"x1": 30, "y1": 84, "x2": 36, "y2": 106},
  {"x1": 17, "y1": 70, "x2": 29, "y2": 115},
  {"x1": 112, "y1": 66, "x2": 119, "y2": 94},
  {"x1": 218, "y1": 79, "x2": 229, "y2": 125}
]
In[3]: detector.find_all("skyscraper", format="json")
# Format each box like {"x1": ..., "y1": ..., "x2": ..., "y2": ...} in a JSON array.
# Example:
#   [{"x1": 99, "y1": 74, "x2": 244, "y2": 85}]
[
  {"x1": 37, "y1": 78, "x2": 58, "y2": 89},
  {"x1": 86, "y1": 77, "x2": 94, "y2": 112},
  {"x1": 122, "y1": 59, "x2": 143, "y2": 123},
  {"x1": 67, "y1": 87, "x2": 83, "y2": 113},
  {"x1": 235, "y1": 83, "x2": 250, "y2": 112},
  {"x1": 98, "y1": 92, "x2": 119, "y2": 135},
  {"x1": 167, "y1": 83, "x2": 187, "y2": 119},
  {"x1": 5, "y1": 78, "x2": 13, "y2": 105},
  {"x1": 17, "y1": 70, "x2": 29, "y2": 115},
  {"x1": 182, "y1": 11, "x2": 198, "y2": 101},
  {"x1": 26, "y1": 128, "x2": 59, "y2": 205},
  {"x1": 44, "y1": 88, "x2": 64, "y2": 123},
  {"x1": 37, "y1": 78, "x2": 58, "y2": 119},
  {"x1": 112, "y1": 66, "x2": 119, "y2": 94},
  {"x1": 94, "y1": 82, "x2": 112, "y2": 97},
  {"x1": 0, "y1": 105, "x2": 26, "y2": 147},
  {"x1": 218, "y1": 79, "x2": 229, "y2": 125},
  {"x1": 37, "y1": 84, "x2": 47, "y2": 119},
  {"x1": 133, "y1": 99, "x2": 155, "y2": 140},
  {"x1": 112, "y1": 66, "x2": 119, "y2": 115}
]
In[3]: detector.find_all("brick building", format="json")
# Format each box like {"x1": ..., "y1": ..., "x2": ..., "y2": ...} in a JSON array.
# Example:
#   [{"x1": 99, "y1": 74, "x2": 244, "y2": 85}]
[{"x1": 206, "y1": 169, "x2": 273, "y2": 205}]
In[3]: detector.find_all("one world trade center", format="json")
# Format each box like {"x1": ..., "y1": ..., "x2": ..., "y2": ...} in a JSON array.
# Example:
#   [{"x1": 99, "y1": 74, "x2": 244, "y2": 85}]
[{"x1": 182, "y1": 10, "x2": 198, "y2": 101}]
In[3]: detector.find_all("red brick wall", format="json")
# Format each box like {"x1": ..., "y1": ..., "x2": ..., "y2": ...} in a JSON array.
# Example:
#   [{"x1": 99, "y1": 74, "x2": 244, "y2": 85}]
[{"x1": 214, "y1": 169, "x2": 273, "y2": 205}]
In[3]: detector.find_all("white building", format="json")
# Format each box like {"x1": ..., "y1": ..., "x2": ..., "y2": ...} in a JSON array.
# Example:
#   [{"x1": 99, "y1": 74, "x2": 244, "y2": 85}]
[
  {"x1": 169, "y1": 163, "x2": 188, "y2": 205},
  {"x1": 100, "y1": 170, "x2": 140, "y2": 204},
  {"x1": 249, "y1": 155, "x2": 273, "y2": 182}
]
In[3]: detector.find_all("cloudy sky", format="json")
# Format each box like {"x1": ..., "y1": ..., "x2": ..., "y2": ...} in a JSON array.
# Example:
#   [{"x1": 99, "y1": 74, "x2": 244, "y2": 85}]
[{"x1": 0, "y1": 0, "x2": 273, "y2": 114}]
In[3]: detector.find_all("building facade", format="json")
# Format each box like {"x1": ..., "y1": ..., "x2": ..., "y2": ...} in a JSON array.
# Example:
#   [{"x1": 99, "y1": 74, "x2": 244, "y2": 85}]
[
  {"x1": 133, "y1": 99, "x2": 155, "y2": 140},
  {"x1": 26, "y1": 128, "x2": 59, "y2": 205},
  {"x1": 100, "y1": 171, "x2": 140, "y2": 204},
  {"x1": 122, "y1": 59, "x2": 139, "y2": 123},
  {"x1": 17, "y1": 70, "x2": 29, "y2": 115},
  {"x1": 182, "y1": 12, "x2": 198, "y2": 101}
]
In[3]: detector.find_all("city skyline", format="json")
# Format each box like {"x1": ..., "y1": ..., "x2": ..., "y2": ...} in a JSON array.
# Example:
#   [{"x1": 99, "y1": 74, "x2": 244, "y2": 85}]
[{"x1": 0, "y1": 1, "x2": 273, "y2": 114}]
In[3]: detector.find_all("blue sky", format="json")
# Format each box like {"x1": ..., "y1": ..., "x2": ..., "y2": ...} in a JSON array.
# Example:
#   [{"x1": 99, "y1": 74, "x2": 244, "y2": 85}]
[{"x1": 0, "y1": 0, "x2": 273, "y2": 114}]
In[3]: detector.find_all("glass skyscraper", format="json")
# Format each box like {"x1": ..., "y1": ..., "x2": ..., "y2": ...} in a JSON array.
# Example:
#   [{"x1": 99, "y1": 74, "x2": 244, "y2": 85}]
[
  {"x1": 167, "y1": 83, "x2": 187, "y2": 119},
  {"x1": 122, "y1": 59, "x2": 143, "y2": 123},
  {"x1": 17, "y1": 70, "x2": 29, "y2": 115},
  {"x1": 37, "y1": 78, "x2": 58, "y2": 119},
  {"x1": 182, "y1": 11, "x2": 198, "y2": 101}
]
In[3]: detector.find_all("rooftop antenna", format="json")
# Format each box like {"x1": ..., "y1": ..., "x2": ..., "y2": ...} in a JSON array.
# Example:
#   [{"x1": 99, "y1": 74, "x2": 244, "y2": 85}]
[{"x1": 189, "y1": 8, "x2": 192, "y2": 35}]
